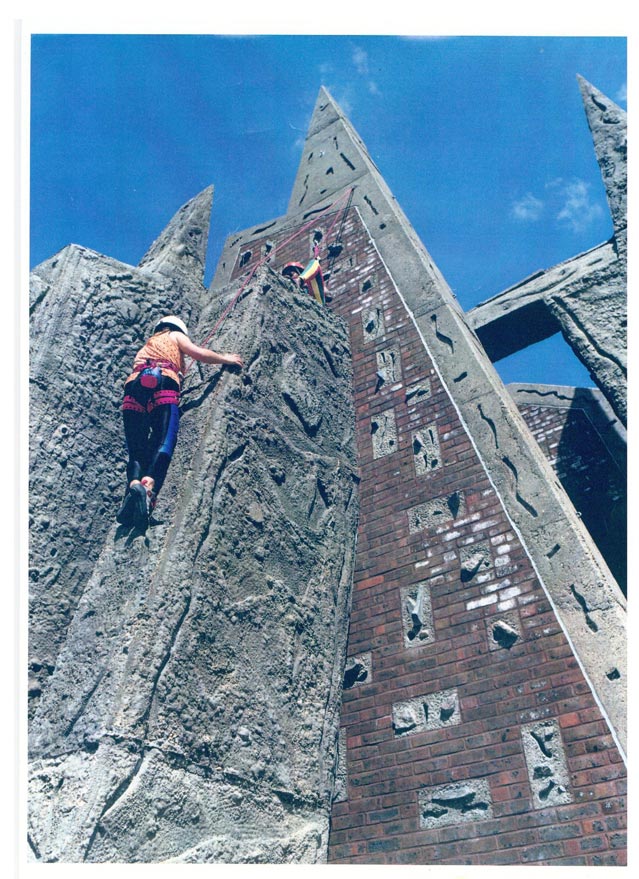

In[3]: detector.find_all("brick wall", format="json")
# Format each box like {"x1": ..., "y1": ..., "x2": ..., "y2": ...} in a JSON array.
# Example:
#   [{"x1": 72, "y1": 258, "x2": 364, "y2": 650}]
[
  {"x1": 514, "y1": 398, "x2": 626, "y2": 594},
  {"x1": 229, "y1": 207, "x2": 627, "y2": 866}
]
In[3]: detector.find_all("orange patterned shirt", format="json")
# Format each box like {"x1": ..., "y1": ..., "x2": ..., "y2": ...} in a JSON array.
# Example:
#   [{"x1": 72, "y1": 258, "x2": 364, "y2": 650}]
[{"x1": 125, "y1": 331, "x2": 185, "y2": 388}]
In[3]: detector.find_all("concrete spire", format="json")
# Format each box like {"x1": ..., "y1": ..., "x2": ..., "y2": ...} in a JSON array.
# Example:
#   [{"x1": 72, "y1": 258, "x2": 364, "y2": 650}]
[
  {"x1": 577, "y1": 75, "x2": 627, "y2": 242},
  {"x1": 138, "y1": 184, "x2": 214, "y2": 282},
  {"x1": 287, "y1": 87, "x2": 380, "y2": 217}
]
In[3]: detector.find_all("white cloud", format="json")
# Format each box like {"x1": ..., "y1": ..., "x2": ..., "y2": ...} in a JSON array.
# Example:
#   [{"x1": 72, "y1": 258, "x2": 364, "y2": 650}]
[
  {"x1": 616, "y1": 82, "x2": 627, "y2": 104},
  {"x1": 352, "y1": 45, "x2": 369, "y2": 75},
  {"x1": 340, "y1": 96, "x2": 354, "y2": 115},
  {"x1": 552, "y1": 178, "x2": 603, "y2": 233},
  {"x1": 351, "y1": 43, "x2": 381, "y2": 97},
  {"x1": 511, "y1": 193, "x2": 544, "y2": 222},
  {"x1": 513, "y1": 178, "x2": 604, "y2": 233}
]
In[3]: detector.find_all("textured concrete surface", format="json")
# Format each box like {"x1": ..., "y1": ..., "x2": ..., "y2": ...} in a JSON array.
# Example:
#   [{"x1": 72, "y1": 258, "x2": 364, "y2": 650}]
[
  {"x1": 28, "y1": 187, "x2": 212, "y2": 717},
  {"x1": 578, "y1": 76, "x2": 626, "y2": 247},
  {"x1": 468, "y1": 239, "x2": 626, "y2": 425},
  {"x1": 29, "y1": 212, "x2": 358, "y2": 861}
]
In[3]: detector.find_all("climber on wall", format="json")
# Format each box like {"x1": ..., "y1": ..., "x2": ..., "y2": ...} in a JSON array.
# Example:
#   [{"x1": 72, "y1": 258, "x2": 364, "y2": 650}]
[
  {"x1": 281, "y1": 261, "x2": 305, "y2": 286},
  {"x1": 281, "y1": 247, "x2": 328, "y2": 305},
  {"x1": 116, "y1": 315, "x2": 244, "y2": 531}
]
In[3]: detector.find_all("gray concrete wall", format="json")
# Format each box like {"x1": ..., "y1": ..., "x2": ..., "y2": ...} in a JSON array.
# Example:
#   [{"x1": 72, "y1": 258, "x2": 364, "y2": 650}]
[
  {"x1": 28, "y1": 267, "x2": 358, "y2": 862},
  {"x1": 29, "y1": 198, "x2": 208, "y2": 716}
]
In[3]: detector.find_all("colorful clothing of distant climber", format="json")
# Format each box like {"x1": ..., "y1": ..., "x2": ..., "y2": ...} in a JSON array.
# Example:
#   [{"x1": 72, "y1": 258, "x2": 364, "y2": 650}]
[
  {"x1": 282, "y1": 249, "x2": 327, "y2": 305},
  {"x1": 117, "y1": 315, "x2": 244, "y2": 531}
]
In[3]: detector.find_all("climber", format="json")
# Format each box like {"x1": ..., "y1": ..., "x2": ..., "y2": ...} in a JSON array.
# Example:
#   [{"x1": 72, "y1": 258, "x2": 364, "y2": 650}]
[
  {"x1": 281, "y1": 261, "x2": 304, "y2": 285},
  {"x1": 116, "y1": 315, "x2": 244, "y2": 531},
  {"x1": 282, "y1": 249, "x2": 328, "y2": 305}
]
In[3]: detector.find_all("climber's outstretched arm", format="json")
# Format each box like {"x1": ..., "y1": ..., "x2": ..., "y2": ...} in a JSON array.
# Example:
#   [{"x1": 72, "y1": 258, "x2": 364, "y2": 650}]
[{"x1": 174, "y1": 332, "x2": 244, "y2": 367}]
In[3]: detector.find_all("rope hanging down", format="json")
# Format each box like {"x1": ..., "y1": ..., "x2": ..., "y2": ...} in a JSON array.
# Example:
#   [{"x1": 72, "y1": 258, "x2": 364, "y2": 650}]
[{"x1": 184, "y1": 187, "x2": 355, "y2": 375}]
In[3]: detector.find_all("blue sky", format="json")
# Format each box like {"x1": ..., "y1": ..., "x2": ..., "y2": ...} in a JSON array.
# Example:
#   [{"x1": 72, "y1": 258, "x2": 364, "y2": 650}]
[{"x1": 29, "y1": 32, "x2": 627, "y2": 388}]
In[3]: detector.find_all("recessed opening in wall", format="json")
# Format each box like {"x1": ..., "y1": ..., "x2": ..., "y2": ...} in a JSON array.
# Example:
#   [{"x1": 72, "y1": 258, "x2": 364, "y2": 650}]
[
  {"x1": 239, "y1": 250, "x2": 252, "y2": 269},
  {"x1": 495, "y1": 332, "x2": 594, "y2": 388}
]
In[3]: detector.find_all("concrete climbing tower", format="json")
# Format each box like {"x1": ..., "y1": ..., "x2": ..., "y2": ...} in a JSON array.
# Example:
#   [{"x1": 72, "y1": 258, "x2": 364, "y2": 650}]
[
  {"x1": 28, "y1": 78, "x2": 626, "y2": 867},
  {"x1": 212, "y1": 81, "x2": 626, "y2": 866}
]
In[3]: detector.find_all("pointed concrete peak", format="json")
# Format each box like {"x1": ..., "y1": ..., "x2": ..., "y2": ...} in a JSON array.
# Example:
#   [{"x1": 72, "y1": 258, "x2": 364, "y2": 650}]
[
  {"x1": 138, "y1": 184, "x2": 214, "y2": 283},
  {"x1": 576, "y1": 75, "x2": 627, "y2": 239},
  {"x1": 306, "y1": 86, "x2": 346, "y2": 138},
  {"x1": 577, "y1": 74, "x2": 626, "y2": 123},
  {"x1": 287, "y1": 86, "x2": 381, "y2": 215}
]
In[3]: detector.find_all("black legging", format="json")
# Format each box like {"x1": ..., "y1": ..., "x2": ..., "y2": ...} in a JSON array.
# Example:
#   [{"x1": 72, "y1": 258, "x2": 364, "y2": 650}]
[{"x1": 122, "y1": 375, "x2": 180, "y2": 496}]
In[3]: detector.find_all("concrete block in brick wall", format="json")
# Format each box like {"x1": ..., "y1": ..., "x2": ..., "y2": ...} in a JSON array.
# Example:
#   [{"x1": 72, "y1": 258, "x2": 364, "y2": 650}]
[
  {"x1": 486, "y1": 610, "x2": 523, "y2": 651},
  {"x1": 343, "y1": 652, "x2": 372, "y2": 690},
  {"x1": 521, "y1": 719, "x2": 573, "y2": 809},
  {"x1": 392, "y1": 688, "x2": 460, "y2": 736},
  {"x1": 400, "y1": 582, "x2": 435, "y2": 647},
  {"x1": 412, "y1": 424, "x2": 442, "y2": 475},
  {"x1": 405, "y1": 379, "x2": 432, "y2": 406},
  {"x1": 361, "y1": 304, "x2": 385, "y2": 342},
  {"x1": 408, "y1": 491, "x2": 465, "y2": 534},
  {"x1": 459, "y1": 540, "x2": 493, "y2": 582},
  {"x1": 419, "y1": 778, "x2": 493, "y2": 829},
  {"x1": 376, "y1": 346, "x2": 402, "y2": 384},
  {"x1": 371, "y1": 409, "x2": 398, "y2": 458}
]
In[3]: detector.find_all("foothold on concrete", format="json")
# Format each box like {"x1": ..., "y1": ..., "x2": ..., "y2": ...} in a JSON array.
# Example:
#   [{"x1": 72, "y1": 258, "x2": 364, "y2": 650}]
[
  {"x1": 392, "y1": 688, "x2": 460, "y2": 737},
  {"x1": 419, "y1": 779, "x2": 493, "y2": 829},
  {"x1": 486, "y1": 611, "x2": 522, "y2": 651},
  {"x1": 361, "y1": 305, "x2": 385, "y2": 342},
  {"x1": 371, "y1": 409, "x2": 398, "y2": 458},
  {"x1": 460, "y1": 541, "x2": 493, "y2": 583},
  {"x1": 400, "y1": 583, "x2": 435, "y2": 648},
  {"x1": 521, "y1": 719, "x2": 572, "y2": 809},
  {"x1": 412, "y1": 424, "x2": 441, "y2": 475},
  {"x1": 408, "y1": 492, "x2": 466, "y2": 534},
  {"x1": 342, "y1": 652, "x2": 372, "y2": 690},
  {"x1": 376, "y1": 346, "x2": 402, "y2": 384}
]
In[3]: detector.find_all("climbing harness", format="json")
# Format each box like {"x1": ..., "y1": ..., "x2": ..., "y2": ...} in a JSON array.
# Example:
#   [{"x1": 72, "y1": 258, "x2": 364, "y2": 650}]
[
  {"x1": 132, "y1": 358, "x2": 182, "y2": 389},
  {"x1": 184, "y1": 186, "x2": 355, "y2": 375},
  {"x1": 122, "y1": 385, "x2": 180, "y2": 414}
]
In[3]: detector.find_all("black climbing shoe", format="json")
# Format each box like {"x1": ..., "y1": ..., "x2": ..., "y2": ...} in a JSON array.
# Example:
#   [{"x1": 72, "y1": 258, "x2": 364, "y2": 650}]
[
  {"x1": 116, "y1": 486, "x2": 138, "y2": 526},
  {"x1": 130, "y1": 483, "x2": 150, "y2": 531}
]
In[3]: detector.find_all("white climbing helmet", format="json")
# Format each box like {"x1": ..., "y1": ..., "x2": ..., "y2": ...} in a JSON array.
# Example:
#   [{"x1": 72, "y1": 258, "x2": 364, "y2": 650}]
[{"x1": 154, "y1": 315, "x2": 189, "y2": 336}]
